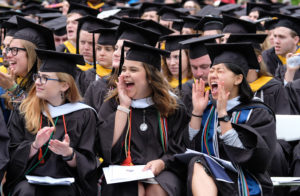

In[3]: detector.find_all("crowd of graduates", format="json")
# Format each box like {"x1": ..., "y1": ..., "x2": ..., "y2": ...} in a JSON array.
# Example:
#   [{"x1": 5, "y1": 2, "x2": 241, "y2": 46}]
[{"x1": 0, "y1": 0, "x2": 299, "y2": 195}]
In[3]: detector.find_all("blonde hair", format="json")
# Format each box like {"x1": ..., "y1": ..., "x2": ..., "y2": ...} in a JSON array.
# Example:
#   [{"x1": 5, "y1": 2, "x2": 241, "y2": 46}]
[
  {"x1": 5, "y1": 39, "x2": 41, "y2": 108},
  {"x1": 19, "y1": 72, "x2": 82, "y2": 134},
  {"x1": 106, "y1": 63, "x2": 178, "y2": 117}
]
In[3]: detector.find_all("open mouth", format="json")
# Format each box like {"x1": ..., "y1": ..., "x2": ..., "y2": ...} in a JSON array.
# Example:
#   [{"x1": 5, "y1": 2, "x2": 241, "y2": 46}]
[
  {"x1": 210, "y1": 82, "x2": 218, "y2": 94},
  {"x1": 68, "y1": 30, "x2": 74, "y2": 35},
  {"x1": 125, "y1": 82, "x2": 134, "y2": 89}
]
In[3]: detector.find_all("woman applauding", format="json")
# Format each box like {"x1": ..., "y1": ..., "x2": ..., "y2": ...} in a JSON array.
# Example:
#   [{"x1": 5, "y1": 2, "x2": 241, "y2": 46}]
[{"x1": 4, "y1": 50, "x2": 98, "y2": 196}]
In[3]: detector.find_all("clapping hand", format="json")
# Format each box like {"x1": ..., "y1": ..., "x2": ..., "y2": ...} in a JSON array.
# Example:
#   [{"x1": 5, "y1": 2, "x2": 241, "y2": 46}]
[{"x1": 49, "y1": 134, "x2": 73, "y2": 157}]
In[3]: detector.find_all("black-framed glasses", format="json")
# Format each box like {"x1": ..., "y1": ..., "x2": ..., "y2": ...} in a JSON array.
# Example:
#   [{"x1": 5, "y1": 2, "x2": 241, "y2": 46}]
[
  {"x1": 5, "y1": 47, "x2": 26, "y2": 56},
  {"x1": 33, "y1": 73, "x2": 62, "y2": 85}
]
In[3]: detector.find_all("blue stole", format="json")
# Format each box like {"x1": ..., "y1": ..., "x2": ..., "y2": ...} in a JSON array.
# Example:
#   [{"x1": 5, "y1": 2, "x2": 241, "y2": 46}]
[{"x1": 199, "y1": 103, "x2": 261, "y2": 196}]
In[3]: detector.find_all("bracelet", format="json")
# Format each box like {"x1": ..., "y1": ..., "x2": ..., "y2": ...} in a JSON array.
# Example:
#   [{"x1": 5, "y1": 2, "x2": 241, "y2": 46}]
[
  {"x1": 62, "y1": 149, "x2": 75, "y2": 161},
  {"x1": 117, "y1": 105, "x2": 130, "y2": 114},
  {"x1": 32, "y1": 142, "x2": 39, "y2": 150},
  {"x1": 192, "y1": 113, "x2": 203, "y2": 118},
  {"x1": 7, "y1": 83, "x2": 18, "y2": 92}
]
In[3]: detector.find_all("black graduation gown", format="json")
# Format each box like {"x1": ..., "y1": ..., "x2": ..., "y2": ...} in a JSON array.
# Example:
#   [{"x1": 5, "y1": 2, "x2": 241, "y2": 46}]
[
  {"x1": 4, "y1": 108, "x2": 98, "y2": 196},
  {"x1": 186, "y1": 101, "x2": 277, "y2": 196},
  {"x1": 275, "y1": 64, "x2": 300, "y2": 84},
  {"x1": 84, "y1": 77, "x2": 109, "y2": 115},
  {"x1": 254, "y1": 78, "x2": 291, "y2": 114},
  {"x1": 262, "y1": 47, "x2": 282, "y2": 76},
  {"x1": 76, "y1": 68, "x2": 97, "y2": 96},
  {"x1": 98, "y1": 98, "x2": 189, "y2": 196},
  {"x1": 181, "y1": 79, "x2": 193, "y2": 116},
  {"x1": 0, "y1": 107, "x2": 9, "y2": 182},
  {"x1": 285, "y1": 79, "x2": 300, "y2": 114}
]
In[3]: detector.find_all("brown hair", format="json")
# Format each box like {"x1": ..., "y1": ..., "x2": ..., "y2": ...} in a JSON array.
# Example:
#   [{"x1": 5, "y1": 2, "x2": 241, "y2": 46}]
[
  {"x1": 106, "y1": 63, "x2": 178, "y2": 117},
  {"x1": 19, "y1": 72, "x2": 82, "y2": 134},
  {"x1": 162, "y1": 49, "x2": 193, "y2": 83},
  {"x1": 254, "y1": 48, "x2": 272, "y2": 77}
]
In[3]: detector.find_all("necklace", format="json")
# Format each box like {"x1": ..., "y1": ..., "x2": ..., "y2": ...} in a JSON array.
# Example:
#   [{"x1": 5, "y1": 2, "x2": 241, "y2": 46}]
[{"x1": 139, "y1": 109, "x2": 148, "y2": 131}]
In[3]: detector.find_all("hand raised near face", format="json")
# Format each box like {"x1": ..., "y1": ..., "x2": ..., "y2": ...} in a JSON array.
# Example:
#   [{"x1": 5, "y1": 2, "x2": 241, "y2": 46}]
[{"x1": 117, "y1": 75, "x2": 131, "y2": 108}]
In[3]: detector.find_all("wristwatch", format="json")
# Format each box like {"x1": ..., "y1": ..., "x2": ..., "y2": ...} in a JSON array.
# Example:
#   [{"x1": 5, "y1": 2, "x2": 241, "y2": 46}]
[
  {"x1": 218, "y1": 115, "x2": 231, "y2": 122},
  {"x1": 62, "y1": 149, "x2": 75, "y2": 161}
]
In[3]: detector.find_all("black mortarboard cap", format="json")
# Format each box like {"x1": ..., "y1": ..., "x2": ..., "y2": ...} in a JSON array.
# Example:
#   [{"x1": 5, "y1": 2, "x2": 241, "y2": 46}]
[
  {"x1": 0, "y1": 11, "x2": 25, "y2": 18},
  {"x1": 91, "y1": 27, "x2": 117, "y2": 45},
  {"x1": 43, "y1": 16, "x2": 67, "y2": 36},
  {"x1": 77, "y1": 15, "x2": 117, "y2": 32},
  {"x1": 68, "y1": 2, "x2": 99, "y2": 16},
  {"x1": 115, "y1": 7, "x2": 140, "y2": 18},
  {"x1": 2, "y1": 15, "x2": 18, "y2": 36},
  {"x1": 117, "y1": 21, "x2": 160, "y2": 47},
  {"x1": 20, "y1": 4, "x2": 42, "y2": 15},
  {"x1": 234, "y1": 8, "x2": 247, "y2": 17},
  {"x1": 14, "y1": 16, "x2": 55, "y2": 50},
  {"x1": 222, "y1": 14, "x2": 257, "y2": 34},
  {"x1": 175, "y1": 7, "x2": 191, "y2": 15},
  {"x1": 116, "y1": 16, "x2": 147, "y2": 24},
  {"x1": 194, "y1": 16, "x2": 223, "y2": 31},
  {"x1": 157, "y1": 6, "x2": 187, "y2": 21},
  {"x1": 217, "y1": 4, "x2": 241, "y2": 14},
  {"x1": 53, "y1": 24, "x2": 67, "y2": 36},
  {"x1": 36, "y1": 49, "x2": 85, "y2": 79},
  {"x1": 263, "y1": 17, "x2": 278, "y2": 30},
  {"x1": 123, "y1": 41, "x2": 170, "y2": 71},
  {"x1": 205, "y1": 43, "x2": 260, "y2": 75},
  {"x1": 246, "y1": 2, "x2": 270, "y2": 16},
  {"x1": 160, "y1": 34, "x2": 200, "y2": 51},
  {"x1": 22, "y1": 0, "x2": 42, "y2": 7},
  {"x1": 139, "y1": 2, "x2": 163, "y2": 15},
  {"x1": 137, "y1": 20, "x2": 174, "y2": 36},
  {"x1": 195, "y1": 5, "x2": 221, "y2": 17},
  {"x1": 182, "y1": 15, "x2": 201, "y2": 29},
  {"x1": 76, "y1": 15, "x2": 117, "y2": 66},
  {"x1": 274, "y1": 14, "x2": 300, "y2": 35},
  {"x1": 179, "y1": 34, "x2": 224, "y2": 59},
  {"x1": 292, "y1": 13, "x2": 300, "y2": 18},
  {"x1": 36, "y1": 12, "x2": 62, "y2": 23},
  {"x1": 0, "y1": 5, "x2": 12, "y2": 11},
  {"x1": 227, "y1": 33, "x2": 267, "y2": 50},
  {"x1": 172, "y1": 20, "x2": 185, "y2": 32}
]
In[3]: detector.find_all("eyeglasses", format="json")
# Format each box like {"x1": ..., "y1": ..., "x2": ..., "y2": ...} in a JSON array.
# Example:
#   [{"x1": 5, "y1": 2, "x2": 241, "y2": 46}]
[
  {"x1": 33, "y1": 73, "x2": 62, "y2": 85},
  {"x1": 5, "y1": 47, "x2": 26, "y2": 56}
]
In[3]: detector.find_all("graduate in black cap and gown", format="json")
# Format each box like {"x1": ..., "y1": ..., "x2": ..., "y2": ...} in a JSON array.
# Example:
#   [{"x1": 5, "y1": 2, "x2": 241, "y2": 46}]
[
  {"x1": 179, "y1": 34, "x2": 224, "y2": 116},
  {"x1": 183, "y1": 43, "x2": 276, "y2": 196},
  {"x1": 98, "y1": 41, "x2": 189, "y2": 196},
  {"x1": 161, "y1": 34, "x2": 199, "y2": 90},
  {"x1": 227, "y1": 33, "x2": 291, "y2": 115},
  {"x1": 77, "y1": 27, "x2": 117, "y2": 95},
  {"x1": 56, "y1": 2, "x2": 99, "y2": 54},
  {"x1": 83, "y1": 21, "x2": 160, "y2": 114},
  {"x1": 4, "y1": 49, "x2": 98, "y2": 196},
  {"x1": 3, "y1": 16, "x2": 55, "y2": 109},
  {"x1": 262, "y1": 14, "x2": 300, "y2": 76}
]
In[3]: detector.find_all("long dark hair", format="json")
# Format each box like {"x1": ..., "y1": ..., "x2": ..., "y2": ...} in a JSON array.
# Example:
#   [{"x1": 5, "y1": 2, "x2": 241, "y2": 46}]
[{"x1": 224, "y1": 63, "x2": 254, "y2": 103}]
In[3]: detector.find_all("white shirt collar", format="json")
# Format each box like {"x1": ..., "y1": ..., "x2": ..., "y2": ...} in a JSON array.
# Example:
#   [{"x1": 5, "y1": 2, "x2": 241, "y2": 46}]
[
  {"x1": 130, "y1": 97, "x2": 154, "y2": 108},
  {"x1": 226, "y1": 96, "x2": 240, "y2": 111},
  {"x1": 43, "y1": 102, "x2": 95, "y2": 118}
]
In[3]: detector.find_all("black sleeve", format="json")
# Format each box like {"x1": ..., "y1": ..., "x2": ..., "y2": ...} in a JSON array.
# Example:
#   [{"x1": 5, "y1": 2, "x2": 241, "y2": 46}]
[
  {"x1": 0, "y1": 107, "x2": 9, "y2": 181},
  {"x1": 222, "y1": 107, "x2": 277, "y2": 173}
]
